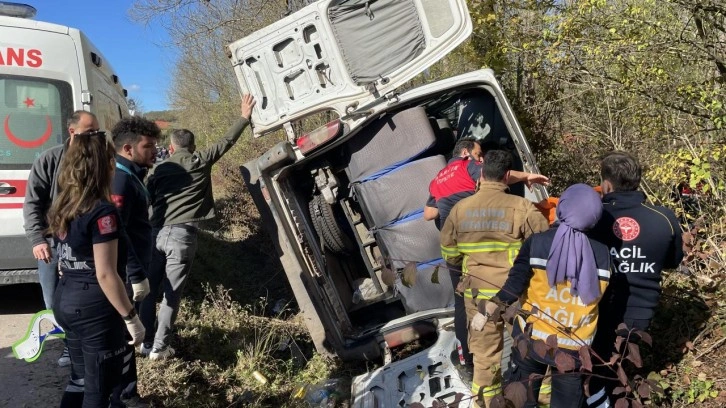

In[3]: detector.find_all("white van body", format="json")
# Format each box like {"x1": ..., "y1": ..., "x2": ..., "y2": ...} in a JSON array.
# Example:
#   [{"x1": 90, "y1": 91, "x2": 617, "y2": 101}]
[
  {"x1": 0, "y1": 6, "x2": 129, "y2": 285},
  {"x1": 231, "y1": 0, "x2": 549, "y2": 405}
]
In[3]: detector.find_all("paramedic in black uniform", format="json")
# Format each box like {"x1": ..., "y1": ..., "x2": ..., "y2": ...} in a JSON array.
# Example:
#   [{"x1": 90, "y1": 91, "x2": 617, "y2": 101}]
[
  {"x1": 586, "y1": 151, "x2": 684, "y2": 407},
  {"x1": 48, "y1": 131, "x2": 145, "y2": 408}
]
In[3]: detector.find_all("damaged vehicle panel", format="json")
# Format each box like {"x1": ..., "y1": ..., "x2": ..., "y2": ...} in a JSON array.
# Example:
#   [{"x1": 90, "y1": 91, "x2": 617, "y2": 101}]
[{"x1": 230, "y1": 1, "x2": 546, "y2": 406}]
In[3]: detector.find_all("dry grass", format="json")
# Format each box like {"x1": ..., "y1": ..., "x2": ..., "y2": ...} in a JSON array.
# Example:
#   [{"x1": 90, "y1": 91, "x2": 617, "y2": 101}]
[{"x1": 136, "y1": 141, "x2": 343, "y2": 407}]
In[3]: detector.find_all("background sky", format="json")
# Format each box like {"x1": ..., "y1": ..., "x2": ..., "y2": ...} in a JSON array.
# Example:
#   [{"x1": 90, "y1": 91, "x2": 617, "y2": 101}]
[{"x1": 30, "y1": 0, "x2": 176, "y2": 112}]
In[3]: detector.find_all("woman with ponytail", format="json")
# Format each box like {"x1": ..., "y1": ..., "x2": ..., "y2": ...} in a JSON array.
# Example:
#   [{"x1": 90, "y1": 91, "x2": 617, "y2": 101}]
[{"x1": 48, "y1": 130, "x2": 145, "y2": 408}]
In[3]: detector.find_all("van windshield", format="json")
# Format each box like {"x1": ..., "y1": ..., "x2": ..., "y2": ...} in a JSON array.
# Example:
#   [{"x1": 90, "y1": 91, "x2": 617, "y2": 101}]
[{"x1": 0, "y1": 75, "x2": 73, "y2": 169}]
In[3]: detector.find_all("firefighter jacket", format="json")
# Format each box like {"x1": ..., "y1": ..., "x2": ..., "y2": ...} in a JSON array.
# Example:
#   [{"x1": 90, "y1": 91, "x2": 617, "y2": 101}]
[
  {"x1": 440, "y1": 181, "x2": 549, "y2": 300},
  {"x1": 494, "y1": 226, "x2": 612, "y2": 351}
]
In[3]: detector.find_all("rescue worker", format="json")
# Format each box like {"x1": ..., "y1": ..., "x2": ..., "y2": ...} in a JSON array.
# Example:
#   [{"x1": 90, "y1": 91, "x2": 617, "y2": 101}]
[
  {"x1": 48, "y1": 131, "x2": 145, "y2": 407},
  {"x1": 425, "y1": 138, "x2": 549, "y2": 381},
  {"x1": 586, "y1": 151, "x2": 684, "y2": 407},
  {"x1": 109, "y1": 116, "x2": 161, "y2": 407},
  {"x1": 440, "y1": 150, "x2": 549, "y2": 407},
  {"x1": 425, "y1": 139, "x2": 550, "y2": 228},
  {"x1": 23, "y1": 111, "x2": 100, "y2": 368},
  {"x1": 480, "y1": 184, "x2": 612, "y2": 407}
]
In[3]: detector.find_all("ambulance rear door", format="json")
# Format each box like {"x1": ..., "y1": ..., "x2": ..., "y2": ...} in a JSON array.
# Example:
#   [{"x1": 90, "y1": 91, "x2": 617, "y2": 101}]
[{"x1": 0, "y1": 16, "x2": 82, "y2": 283}]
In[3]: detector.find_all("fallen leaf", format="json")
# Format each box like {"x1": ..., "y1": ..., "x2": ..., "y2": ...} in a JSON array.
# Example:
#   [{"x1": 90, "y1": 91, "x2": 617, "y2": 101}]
[
  {"x1": 691, "y1": 360, "x2": 703, "y2": 367},
  {"x1": 431, "y1": 266, "x2": 440, "y2": 284},
  {"x1": 401, "y1": 262, "x2": 417, "y2": 288},
  {"x1": 380, "y1": 266, "x2": 396, "y2": 287}
]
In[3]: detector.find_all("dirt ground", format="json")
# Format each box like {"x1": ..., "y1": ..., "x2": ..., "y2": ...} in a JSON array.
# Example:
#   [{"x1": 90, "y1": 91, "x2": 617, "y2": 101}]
[{"x1": 0, "y1": 283, "x2": 64, "y2": 407}]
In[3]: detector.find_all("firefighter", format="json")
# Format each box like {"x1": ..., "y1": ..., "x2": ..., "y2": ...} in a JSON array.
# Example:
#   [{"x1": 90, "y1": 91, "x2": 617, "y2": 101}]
[
  {"x1": 425, "y1": 138, "x2": 549, "y2": 380},
  {"x1": 440, "y1": 150, "x2": 550, "y2": 407}
]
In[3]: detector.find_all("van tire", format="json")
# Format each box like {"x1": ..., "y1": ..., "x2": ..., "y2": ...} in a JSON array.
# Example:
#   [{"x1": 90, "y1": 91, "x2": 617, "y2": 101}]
[{"x1": 309, "y1": 195, "x2": 352, "y2": 254}]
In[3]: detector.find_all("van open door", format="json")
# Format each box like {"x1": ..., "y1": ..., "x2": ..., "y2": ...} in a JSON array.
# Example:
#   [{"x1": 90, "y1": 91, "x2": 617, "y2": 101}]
[{"x1": 228, "y1": 0, "x2": 472, "y2": 137}]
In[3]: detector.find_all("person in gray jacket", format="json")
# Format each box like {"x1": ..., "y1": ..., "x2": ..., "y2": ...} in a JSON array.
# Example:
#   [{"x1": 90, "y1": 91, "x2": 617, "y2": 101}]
[
  {"x1": 23, "y1": 110, "x2": 100, "y2": 367},
  {"x1": 139, "y1": 94, "x2": 256, "y2": 360}
]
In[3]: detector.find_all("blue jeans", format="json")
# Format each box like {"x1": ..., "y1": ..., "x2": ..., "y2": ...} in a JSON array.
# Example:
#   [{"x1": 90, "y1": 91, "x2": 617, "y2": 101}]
[
  {"x1": 38, "y1": 239, "x2": 59, "y2": 310},
  {"x1": 140, "y1": 224, "x2": 198, "y2": 350}
]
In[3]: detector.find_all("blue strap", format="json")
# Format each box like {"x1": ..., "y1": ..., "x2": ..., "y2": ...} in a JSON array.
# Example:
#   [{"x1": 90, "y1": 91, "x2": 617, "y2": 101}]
[{"x1": 115, "y1": 162, "x2": 150, "y2": 201}]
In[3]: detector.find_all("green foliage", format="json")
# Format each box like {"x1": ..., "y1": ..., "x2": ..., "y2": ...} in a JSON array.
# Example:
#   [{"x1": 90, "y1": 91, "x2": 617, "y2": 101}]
[
  {"x1": 466, "y1": 0, "x2": 725, "y2": 191},
  {"x1": 672, "y1": 372, "x2": 720, "y2": 404},
  {"x1": 143, "y1": 110, "x2": 178, "y2": 122}
]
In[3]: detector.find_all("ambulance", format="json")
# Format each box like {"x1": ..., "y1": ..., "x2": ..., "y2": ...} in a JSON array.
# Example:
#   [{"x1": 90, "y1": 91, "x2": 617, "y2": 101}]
[{"x1": 0, "y1": 2, "x2": 129, "y2": 285}]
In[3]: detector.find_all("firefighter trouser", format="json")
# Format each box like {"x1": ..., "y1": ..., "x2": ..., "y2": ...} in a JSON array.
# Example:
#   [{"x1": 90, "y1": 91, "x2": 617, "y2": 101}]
[
  {"x1": 53, "y1": 277, "x2": 127, "y2": 408},
  {"x1": 465, "y1": 294, "x2": 504, "y2": 407}
]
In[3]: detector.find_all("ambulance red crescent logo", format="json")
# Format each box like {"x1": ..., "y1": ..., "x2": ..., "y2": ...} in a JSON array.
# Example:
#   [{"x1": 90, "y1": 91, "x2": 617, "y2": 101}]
[
  {"x1": 97, "y1": 215, "x2": 118, "y2": 235},
  {"x1": 4, "y1": 114, "x2": 53, "y2": 148},
  {"x1": 613, "y1": 217, "x2": 640, "y2": 241}
]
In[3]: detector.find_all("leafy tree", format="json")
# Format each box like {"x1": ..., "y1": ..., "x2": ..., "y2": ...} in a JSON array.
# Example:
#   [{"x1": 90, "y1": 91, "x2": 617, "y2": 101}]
[{"x1": 466, "y1": 0, "x2": 725, "y2": 191}]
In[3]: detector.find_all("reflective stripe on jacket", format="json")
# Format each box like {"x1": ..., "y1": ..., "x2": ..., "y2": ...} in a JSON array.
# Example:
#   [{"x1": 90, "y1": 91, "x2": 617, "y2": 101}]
[
  {"x1": 440, "y1": 181, "x2": 549, "y2": 291},
  {"x1": 497, "y1": 227, "x2": 612, "y2": 350}
]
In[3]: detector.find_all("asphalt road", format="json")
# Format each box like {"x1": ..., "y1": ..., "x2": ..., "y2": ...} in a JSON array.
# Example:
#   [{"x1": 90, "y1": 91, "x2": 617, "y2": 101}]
[{"x1": 0, "y1": 283, "x2": 64, "y2": 407}]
